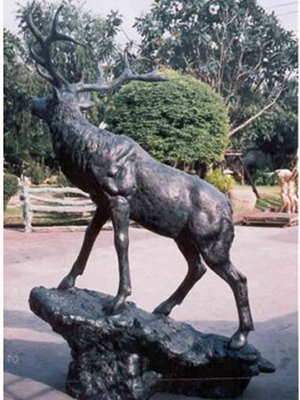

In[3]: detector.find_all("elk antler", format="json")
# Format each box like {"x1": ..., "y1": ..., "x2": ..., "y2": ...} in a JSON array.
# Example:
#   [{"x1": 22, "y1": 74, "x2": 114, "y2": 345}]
[
  {"x1": 25, "y1": 2, "x2": 83, "y2": 89},
  {"x1": 26, "y1": 3, "x2": 166, "y2": 92},
  {"x1": 73, "y1": 52, "x2": 167, "y2": 94}
]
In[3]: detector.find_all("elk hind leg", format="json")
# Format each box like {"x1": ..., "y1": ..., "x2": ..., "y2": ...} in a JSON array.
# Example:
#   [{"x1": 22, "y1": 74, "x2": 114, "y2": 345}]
[
  {"x1": 109, "y1": 196, "x2": 132, "y2": 314},
  {"x1": 153, "y1": 237, "x2": 206, "y2": 316},
  {"x1": 201, "y1": 241, "x2": 254, "y2": 350}
]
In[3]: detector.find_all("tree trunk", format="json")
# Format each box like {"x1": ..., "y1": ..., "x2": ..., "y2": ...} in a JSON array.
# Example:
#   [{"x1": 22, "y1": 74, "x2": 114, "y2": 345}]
[{"x1": 238, "y1": 156, "x2": 260, "y2": 199}]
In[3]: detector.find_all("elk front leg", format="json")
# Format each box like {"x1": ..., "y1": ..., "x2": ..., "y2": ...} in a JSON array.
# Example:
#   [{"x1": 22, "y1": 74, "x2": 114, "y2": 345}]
[
  {"x1": 58, "y1": 207, "x2": 109, "y2": 290},
  {"x1": 109, "y1": 196, "x2": 131, "y2": 314}
]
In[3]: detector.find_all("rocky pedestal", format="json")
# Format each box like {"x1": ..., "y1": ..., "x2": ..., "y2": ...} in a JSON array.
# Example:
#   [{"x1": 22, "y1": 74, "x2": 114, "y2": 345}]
[{"x1": 29, "y1": 287, "x2": 275, "y2": 400}]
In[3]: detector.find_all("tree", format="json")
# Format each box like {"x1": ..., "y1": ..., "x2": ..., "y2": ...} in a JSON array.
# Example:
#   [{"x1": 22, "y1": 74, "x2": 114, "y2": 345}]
[
  {"x1": 4, "y1": 29, "x2": 52, "y2": 174},
  {"x1": 239, "y1": 108, "x2": 298, "y2": 169},
  {"x1": 135, "y1": 0, "x2": 298, "y2": 136},
  {"x1": 105, "y1": 70, "x2": 230, "y2": 171},
  {"x1": 230, "y1": 76, "x2": 298, "y2": 168}
]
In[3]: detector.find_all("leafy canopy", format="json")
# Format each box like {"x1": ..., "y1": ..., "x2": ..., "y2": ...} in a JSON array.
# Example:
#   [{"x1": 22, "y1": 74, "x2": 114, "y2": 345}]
[
  {"x1": 4, "y1": 29, "x2": 52, "y2": 172},
  {"x1": 240, "y1": 107, "x2": 298, "y2": 168},
  {"x1": 231, "y1": 77, "x2": 298, "y2": 167},
  {"x1": 135, "y1": 0, "x2": 298, "y2": 129},
  {"x1": 105, "y1": 69, "x2": 230, "y2": 167}
]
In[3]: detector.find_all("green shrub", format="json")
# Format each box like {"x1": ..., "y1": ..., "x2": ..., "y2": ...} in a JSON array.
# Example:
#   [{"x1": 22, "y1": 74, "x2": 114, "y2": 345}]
[
  {"x1": 4, "y1": 174, "x2": 19, "y2": 210},
  {"x1": 106, "y1": 69, "x2": 230, "y2": 168},
  {"x1": 25, "y1": 163, "x2": 50, "y2": 185},
  {"x1": 56, "y1": 171, "x2": 76, "y2": 189},
  {"x1": 254, "y1": 168, "x2": 277, "y2": 186},
  {"x1": 56, "y1": 172, "x2": 71, "y2": 188},
  {"x1": 56, "y1": 171, "x2": 79, "y2": 197},
  {"x1": 205, "y1": 169, "x2": 234, "y2": 195}
]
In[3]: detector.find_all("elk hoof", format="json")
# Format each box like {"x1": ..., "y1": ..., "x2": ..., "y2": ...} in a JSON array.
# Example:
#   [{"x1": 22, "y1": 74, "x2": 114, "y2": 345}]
[
  {"x1": 107, "y1": 295, "x2": 126, "y2": 315},
  {"x1": 229, "y1": 330, "x2": 248, "y2": 350},
  {"x1": 153, "y1": 300, "x2": 174, "y2": 316},
  {"x1": 57, "y1": 274, "x2": 76, "y2": 290}
]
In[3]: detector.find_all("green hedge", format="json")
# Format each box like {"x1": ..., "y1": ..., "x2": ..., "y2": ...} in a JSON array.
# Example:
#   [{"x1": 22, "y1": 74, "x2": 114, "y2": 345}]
[
  {"x1": 105, "y1": 69, "x2": 229, "y2": 167},
  {"x1": 25, "y1": 163, "x2": 50, "y2": 185},
  {"x1": 254, "y1": 168, "x2": 277, "y2": 186},
  {"x1": 4, "y1": 174, "x2": 19, "y2": 210},
  {"x1": 205, "y1": 169, "x2": 234, "y2": 195}
]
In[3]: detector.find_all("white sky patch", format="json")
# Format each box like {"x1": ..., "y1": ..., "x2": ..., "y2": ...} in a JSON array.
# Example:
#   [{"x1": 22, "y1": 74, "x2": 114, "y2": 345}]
[{"x1": 3, "y1": 0, "x2": 298, "y2": 40}]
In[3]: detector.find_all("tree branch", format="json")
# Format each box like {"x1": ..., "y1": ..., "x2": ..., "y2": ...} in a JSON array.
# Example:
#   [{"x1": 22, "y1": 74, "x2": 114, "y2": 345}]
[
  {"x1": 229, "y1": 68, "x2": 293, "y2": 137},
  {"x1": 229, "y1": 86, "x2": 285, "y2": 137}
]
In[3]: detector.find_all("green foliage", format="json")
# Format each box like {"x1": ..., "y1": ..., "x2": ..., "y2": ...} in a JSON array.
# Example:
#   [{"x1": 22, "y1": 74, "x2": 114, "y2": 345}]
[
  {"x1": 25, "y1": 163, "x2": 51, "y2": 185},
  {"x1": 4, "y1": 29, "x2": 52, "y2": 173},
  {"x1": 205, "y1": 169, "x2": 234, "y2": 195},
  {"x1": 253, "y1": 169, "x2": 277, "y2": 186},
  {"x1": 56, "y1": 171, "x2": 74, "y2": 188},
  {"x1": 135, "y1": 0, "x2": 298, "y2": 130},
  {"x1": 239, "y1": 100, "x2": 298, "y2": 167},
  {"x1": 4, "y1": 174, "x2": 19, "y2": 210},
  {"x1": 106, "y1": 70, "x2": 229, "y2": 167}
]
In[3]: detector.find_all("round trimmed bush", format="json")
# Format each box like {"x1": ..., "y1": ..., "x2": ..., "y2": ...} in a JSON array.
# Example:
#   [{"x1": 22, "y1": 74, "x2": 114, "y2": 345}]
[
  {"x1": 25, "y1": 163, "x2": 50, "y2": 185},
  {"x1": 4, "y1": 173, "x2": 19, "y2": 210},
  {"x1": 105, "y1": 69, "x2": 230, "y2": 168},
  {"x1": 205, "y1": 169, "x2": 235, "y2": 195}
]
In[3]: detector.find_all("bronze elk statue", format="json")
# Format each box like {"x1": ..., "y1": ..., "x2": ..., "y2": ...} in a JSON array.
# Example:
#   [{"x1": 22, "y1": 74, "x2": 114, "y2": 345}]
[{"x1": 25, "y1": 3, "x2": 254, "y2": 350}]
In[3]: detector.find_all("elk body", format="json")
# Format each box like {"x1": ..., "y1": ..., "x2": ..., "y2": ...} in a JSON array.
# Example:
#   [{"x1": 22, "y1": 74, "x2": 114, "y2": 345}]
[{"x1": 26, "y1": 4, "x2": 254, "y2": 350}]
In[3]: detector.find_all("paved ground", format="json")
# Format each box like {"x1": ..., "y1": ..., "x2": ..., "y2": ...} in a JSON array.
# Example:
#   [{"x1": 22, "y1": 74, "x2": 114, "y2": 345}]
[{"x1": 4, "y1": 225, "x2": 298, "y2": 400}]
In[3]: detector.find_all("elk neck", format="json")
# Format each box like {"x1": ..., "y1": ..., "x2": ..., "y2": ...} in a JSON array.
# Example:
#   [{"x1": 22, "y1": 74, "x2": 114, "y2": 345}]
[{"x1": 46, "y1": 99, "x2": 113, "y2": 173}]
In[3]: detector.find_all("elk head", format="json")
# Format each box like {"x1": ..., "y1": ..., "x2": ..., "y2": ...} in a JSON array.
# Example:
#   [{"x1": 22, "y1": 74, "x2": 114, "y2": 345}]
[{"x1": 25, "y1": 2, "x2": 166, "y2": 122}]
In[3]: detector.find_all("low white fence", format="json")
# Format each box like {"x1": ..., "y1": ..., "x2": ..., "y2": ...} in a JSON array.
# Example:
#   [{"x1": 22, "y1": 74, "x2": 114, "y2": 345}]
[{"x1": 21, "y1": 184, "x2": 96, "y2": 232}]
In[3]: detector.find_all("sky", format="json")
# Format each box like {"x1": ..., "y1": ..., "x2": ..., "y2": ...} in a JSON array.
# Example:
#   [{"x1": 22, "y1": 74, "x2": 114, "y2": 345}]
[{"x1": 3, "y1": 0, "x2": 298, "y2": 43}]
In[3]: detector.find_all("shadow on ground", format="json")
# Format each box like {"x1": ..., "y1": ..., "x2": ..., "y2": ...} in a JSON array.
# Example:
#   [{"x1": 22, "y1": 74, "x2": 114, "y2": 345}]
[
  {"x1": 4, "y1": 338, "x2": 69, "y2": 393},
  {"x1": 4, "y1": 309, "x2": 298, "y2": 400},
  {"x1": 4, "y1": 310, "x2": 55, "y2": 333}
]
